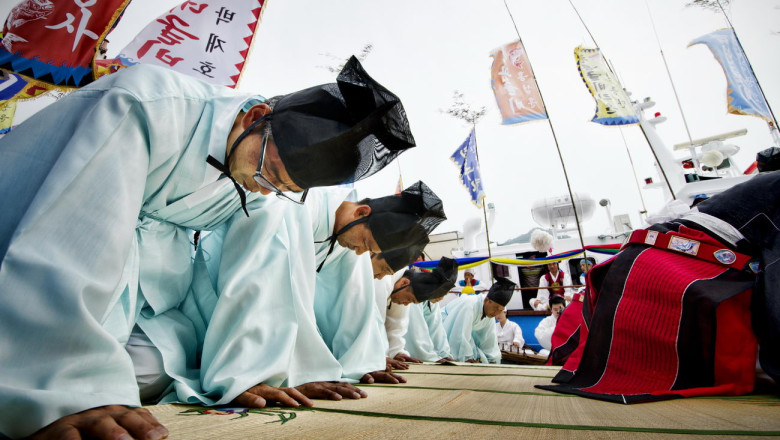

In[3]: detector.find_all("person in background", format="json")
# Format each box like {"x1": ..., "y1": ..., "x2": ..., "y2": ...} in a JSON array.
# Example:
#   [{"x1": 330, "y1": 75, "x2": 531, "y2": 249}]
[
  {"x1": 495, "y1": 309, "x2": 524, "y2": 351},
  {"x1": 458, "y1": 270, "x2": 480, "y2": 295},
  {"x1": 532, "y1": 262, "x2": 573, "y2": 310},
  {"x1": 578, "y1": 258, "x2": 595, "y2": 288},
  {"x1": 535, "y1": 295, "x2": 567, "y2": 355}
]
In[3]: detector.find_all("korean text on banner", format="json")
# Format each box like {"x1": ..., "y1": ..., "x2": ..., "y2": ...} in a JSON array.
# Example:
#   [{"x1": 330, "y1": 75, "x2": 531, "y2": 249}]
[
  {"x1": 689, "y1": 29, "x2": 772, "y2": 122},
  {"x1": 450, "y1": 129, "x2": 486, "y2": 209},
  {"x1": 119, "y1": 0, "x2": 265, "y2": 88},
  {"x1": 0, "y1": 0, "x2": 130, "y2": 87},
  {"x1": 490, "y1": 40, "x2": 547, "y2": 125},
  {"x1": 575, "y1": 46, "x2": 638, "y2": 126}
]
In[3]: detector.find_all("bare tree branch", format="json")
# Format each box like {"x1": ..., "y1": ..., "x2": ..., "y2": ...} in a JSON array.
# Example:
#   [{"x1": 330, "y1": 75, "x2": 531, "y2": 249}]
[
  {"x1": 317, "y1": 44, "x2": 374, "y2": 73},
  {"x1": 685, "y1": 0, "x2": 731, "y2": 11},
  {"x1": 441, "y1": 90, "x2": 486, "y2": 125}
]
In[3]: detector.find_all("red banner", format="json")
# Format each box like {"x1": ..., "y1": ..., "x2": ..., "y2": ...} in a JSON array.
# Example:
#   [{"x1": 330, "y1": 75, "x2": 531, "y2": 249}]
[{"x1": 1, "y1": 0, "x2": 130, "y2": 87}]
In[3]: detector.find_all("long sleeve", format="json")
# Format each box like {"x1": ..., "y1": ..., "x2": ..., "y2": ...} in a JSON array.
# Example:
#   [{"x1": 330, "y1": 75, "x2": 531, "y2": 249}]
[
  {"x1": 0, "y1": 74, "x2": 175, "y2": 437},
  {"x1": 535, "y1": 316, "x2": 557, "y2": 350},
  {"x1": 404, "y1": 303, "x2": 437, "y2": 362},
  {"x1": 424, "y1": 302, "x2": 452, "y2": 360},
  {"x1": 510, "y1": 321, "x2": 525, "y2": 347},
  {"x1": 179, "y1": 199, "x2": 342, "y2": 407},
  {"x1": 385, "y1": 301, "x2": 411, "y2": 358},
  {"x1": 314, "y1": 247, "x2": 387, "y2": 381},
  {"x1": 472, "y1": 318, "x2": 501, "y2": 364},
  {"x1": 533, "y1": 278, "x2": 551, "y2": 311},
  {"x1": 497, "y1": 321, "x2": 525, "y2": 348},
  {"x1": 0, "y1": 65, "x2": 267, "y2": 437},
  {"x1": 442, "y1": 296, "x2": 481, "y2": 362}
]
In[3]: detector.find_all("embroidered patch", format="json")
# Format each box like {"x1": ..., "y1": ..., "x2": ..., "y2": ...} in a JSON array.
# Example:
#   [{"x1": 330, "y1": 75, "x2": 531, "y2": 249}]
[
  {"x1": 713, "y1": 249, "x2": 737, "y2": 265},
  {"x1": 668, "y1": 236, "x2": 700, "y2": 256},
  {"x1": 749, "y1": 260, "x2": 761, "y2": 274},
  {"x1": 644, "y1": 230, "x2": 658, "y2": 245},
  {"x1": 178, "y1": 407, "x2": 298, "y2": 424}
]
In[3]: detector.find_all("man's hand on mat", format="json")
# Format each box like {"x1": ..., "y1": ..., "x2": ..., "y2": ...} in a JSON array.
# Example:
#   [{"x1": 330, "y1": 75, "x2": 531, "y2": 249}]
[
  {"x1": 295, "y1": 381, "x2": 367, "y2": 401},
  {"x1": 394, "y1": 353, "x2": 423, "y2": 364},
  {"x1": 232, "y1": 383, "x2": 314, "y2": 408},
  {"x1": 386, "y1": 356, "x2": 409, "y2": 370},
  {"x1": 466, "y1": 359, "x2": 480, "y2": 363},
  {"x1": 436, "y1": 357, "x2": 455, "y2": 363},
  {"x1": 361, "y1": 370, "x2": 407, "y2": 384},
  {"x1": 29, "y1": 405, "x2": 168, "y2": 440}
]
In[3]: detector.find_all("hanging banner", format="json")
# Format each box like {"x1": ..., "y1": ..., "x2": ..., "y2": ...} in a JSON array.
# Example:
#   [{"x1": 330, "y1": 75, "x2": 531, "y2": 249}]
[
  {"x1": 490, "y1": 40, "x2": 547, "y2": 124},
  {"x1": 575, "y1": 46, "x2": 638, "y2": 125},
  {"x1": 689, "y1": 28, "x2": 772, "y2": 122},
  {"x1": 0, "y1": 99, "x2": 17, "y2": 135},
  {"x1": 119, "y1": 0, "x2": 265, "y2": 88},
  {"x1": 394, "y1": 174, "x2": 404, "y2": 195},
  {"x1": 450, "y1": 129, "x2": 486, "y2": 209},
  {"x1": 0, "y1": 0, "x2": 131, "y2": 87},
  {"x1": 0, "y1": 71, "x2": 27, "y2": 101}
]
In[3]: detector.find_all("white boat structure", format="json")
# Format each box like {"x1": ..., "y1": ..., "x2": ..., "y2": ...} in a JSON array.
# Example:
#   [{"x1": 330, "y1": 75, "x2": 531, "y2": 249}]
[{"x1": 427, "y1": 95, "x2": 758, "y2": 314}]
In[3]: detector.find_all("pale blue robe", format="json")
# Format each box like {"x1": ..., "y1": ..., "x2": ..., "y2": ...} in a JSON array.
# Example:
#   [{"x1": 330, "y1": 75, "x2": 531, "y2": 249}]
[
  {"x1": 405, "y1": 301, "x2": 452, "y2": 362},
  {"x1": 308, "y1": 188, "x2": 387, "y2": 381},
  {"x1": 161, "y1": 196, "x2": 343, "y2": 406},
  {"x1": 0, "y1": 65, "x2": 262, "y2": 438},
  {"x1": 441, "y1": 294, "x2": 501, "y2": 363}
]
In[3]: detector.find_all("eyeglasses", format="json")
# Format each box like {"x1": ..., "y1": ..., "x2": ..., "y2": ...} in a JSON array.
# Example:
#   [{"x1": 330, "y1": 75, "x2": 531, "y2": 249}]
[{"x1": 253, "y1": 130, "x2": 308, "y2": 205}]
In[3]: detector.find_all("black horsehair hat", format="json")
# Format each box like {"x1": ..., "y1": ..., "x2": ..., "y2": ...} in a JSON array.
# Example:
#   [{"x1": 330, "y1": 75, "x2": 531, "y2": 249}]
[
  {"x1": 270, "y1": 56, "x2": 415, "y2": 189},
  {"x1": 382, "y1": 237, "x2": 430, "y2": 272},
  {"x1": 486, "y1": 277, "x2": 517, "y2": 307},
  {"x1": 404, "y1": 257, "x2": 459, "y2": 302},
  {"x1": 367, "y1": 181, "x2": 446, "y2": 252},
  {"x1": 316, "y1": 182, "x2": 444, "y2": 273}
]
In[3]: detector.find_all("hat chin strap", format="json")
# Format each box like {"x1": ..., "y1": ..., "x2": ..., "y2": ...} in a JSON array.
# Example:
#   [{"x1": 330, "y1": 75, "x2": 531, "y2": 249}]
[
  {"x1": 315, "y1": 216, "x2": 370, "y2": 273},
  {"x1": 206, "y1": 115, "x2": 271, "y2": 217}
]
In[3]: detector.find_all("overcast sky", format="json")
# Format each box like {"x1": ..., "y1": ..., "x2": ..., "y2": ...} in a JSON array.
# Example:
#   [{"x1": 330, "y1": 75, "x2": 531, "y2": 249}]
[{"x1": 4, "y1": 0, "x2": 779, "y2": 246}]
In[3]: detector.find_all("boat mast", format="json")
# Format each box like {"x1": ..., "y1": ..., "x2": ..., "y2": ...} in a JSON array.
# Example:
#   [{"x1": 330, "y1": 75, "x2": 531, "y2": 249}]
[
  {"x1": 643, "y1": 0, "x2": 701, "y2": 180},
  {"x1": 471, "y1": 124, "x2": 494, "y2": 262}
]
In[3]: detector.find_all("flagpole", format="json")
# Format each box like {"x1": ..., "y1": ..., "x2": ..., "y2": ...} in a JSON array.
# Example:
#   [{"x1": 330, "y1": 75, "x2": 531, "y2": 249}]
[
  {"x1": 472, "y1": 124, "x2": 494, "y2": 263},
  {"x1": 568, "y1": 0, "x2": 653, "y2": 218},
  {"x1": 572, "y1": 0, "x2": 678, "y2": 199},
  {"x1": 714, "y1": 0, "x2": 780, "y2": 141},
  {"x1": 503, "y1": 0, "x2": 587, "y2": 253}
]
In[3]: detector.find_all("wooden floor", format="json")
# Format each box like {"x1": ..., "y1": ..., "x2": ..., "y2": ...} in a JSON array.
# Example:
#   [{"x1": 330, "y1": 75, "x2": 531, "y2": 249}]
[{"x1": 146, "y1": 362, "x2": 780, "y2": 439}]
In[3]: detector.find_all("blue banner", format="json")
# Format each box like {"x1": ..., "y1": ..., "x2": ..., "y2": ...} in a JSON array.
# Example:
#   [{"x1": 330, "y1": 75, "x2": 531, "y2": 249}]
[
  {"x1": 450, "y1": 129, "x2": 486, "y2": 208},
  {"x1": 689, "y1": 29, "x2": 772, "y2": 122}
]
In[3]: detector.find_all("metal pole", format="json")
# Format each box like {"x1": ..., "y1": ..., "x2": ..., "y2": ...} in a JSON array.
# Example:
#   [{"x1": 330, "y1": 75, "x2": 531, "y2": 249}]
[{"x1": 472, "y1": 124, "x2": 494, "y2": 282}]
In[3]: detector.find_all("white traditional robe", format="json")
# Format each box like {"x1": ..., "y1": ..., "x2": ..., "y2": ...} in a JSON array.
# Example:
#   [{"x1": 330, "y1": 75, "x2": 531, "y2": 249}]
[
  {"x1": 496, "y1": 319, "x2": 525, "y2": 348},
  {"x1": 534, "y1": 315, "x2": 558, "y2": 351},
  {"x1": 374, "y1": 270, "x2": 411, "y2": 358},
  {"x1": 0, "y1": 65, "x2": 263, "y2": 438},
  {"x1": 441, "y1": 294, "x2": 501, "y2": 363},
  {"x1": 405, "y1": 301, "x2": 452, "y2": 362},
  {"x1": 309, "y1": 188, "x2": 387, "y2": 381},
  {"x1": 532, "y1": 270, "x2": 573, "y2": 311}
]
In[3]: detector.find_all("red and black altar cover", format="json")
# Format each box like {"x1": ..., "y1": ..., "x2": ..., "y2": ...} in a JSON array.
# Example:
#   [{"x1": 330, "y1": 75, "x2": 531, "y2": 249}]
[{"x1": 537, "y1": 224, "x2": 757, "y2": 403}]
